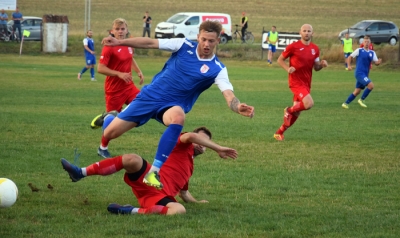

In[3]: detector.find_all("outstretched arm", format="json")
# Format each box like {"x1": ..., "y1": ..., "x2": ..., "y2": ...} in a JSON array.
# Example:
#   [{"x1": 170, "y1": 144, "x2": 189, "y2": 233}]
[
  {"x1": 180, "y1": 132, "x2": 238, "y2": 159},
  {"x1": 102, "y1": 36, "x2": 159, "y2": 49},
  {"x1": 222, "y1": 90, "x2": 254, "y2": 118},
  {"x1": 179, "y1": 190, "x2": 208, "y2": 203}
]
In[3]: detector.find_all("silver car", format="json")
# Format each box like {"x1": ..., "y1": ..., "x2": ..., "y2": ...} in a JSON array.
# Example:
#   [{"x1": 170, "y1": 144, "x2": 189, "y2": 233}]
[
  {"x1": 7, "y1": 16, "x2": 42, "y2": 41},
  {"x1": 338, "y1": 20, "x2": 399, "y2": 46}
]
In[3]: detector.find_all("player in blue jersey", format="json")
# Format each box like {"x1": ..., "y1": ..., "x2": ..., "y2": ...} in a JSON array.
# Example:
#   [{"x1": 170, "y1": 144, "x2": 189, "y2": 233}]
[
  {"x1": 342, "y1": 35, "x2": 381, "y2": 109},
  {"x1": 78, "y1": 30, "x2": 96, "y2": 81},
  {"x1": 98, "y1": 20, "x2": 254, "y2": 189}
]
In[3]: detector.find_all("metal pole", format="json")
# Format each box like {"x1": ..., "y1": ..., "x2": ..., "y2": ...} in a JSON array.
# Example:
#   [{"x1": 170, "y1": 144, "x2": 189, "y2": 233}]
[
  {"x1": 84, "y1": 0, "x2": 87, "y2": 33},
  {"x1": 88, "y1": 0, "x2": 91, "y2": 30}
]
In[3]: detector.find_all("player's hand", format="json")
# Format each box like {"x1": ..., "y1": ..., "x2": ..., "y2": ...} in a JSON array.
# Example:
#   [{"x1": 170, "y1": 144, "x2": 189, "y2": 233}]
[
  {"x1": 102, "y1": 36, "x2": 120, "y2": 46},
  {"x1": 217, "y1": 147, "x2": 238, "y2": 160},
  {"x1": 376, "y1": 58, "x2": 382, "y2": 65},
  {"x1": 238, "y1": 103, "x2": 255, "y2": 118},
  {"x1": 137, "y1": 72, "x2": 144, "y2": 85},
  {"x1": 288, "y1": 66, "x2": 296, "y2": 74},
  {"x1": 117, "y1": 72, "x2": 132, "y2": 83},
  {"x1": 321, "y1": 60, "x2": 328, "y2": 68}
]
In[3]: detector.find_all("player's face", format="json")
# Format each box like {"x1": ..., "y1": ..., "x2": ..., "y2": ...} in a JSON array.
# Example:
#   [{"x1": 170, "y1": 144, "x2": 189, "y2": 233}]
[
  {"x1": 345, "y1": 33, "x2": 349, "y2": 39},
  {"x1": 197, "y1": 30, "x2": 220, "y2": 59},
  {"x1": 112, "y1": 23, "x2": 128, "y2": 40},
  {"x1": 363, "y1": 38, "x2": 371, "y2": 48},
  {"x1": 193, "y1": 131, "x2": 211, "y2": 157},
  {"x1": 300, "y1": 24, "x2": 313, "y2": 42},
  {"x1": 87, "y1": 31, "x2": 93, "y2": 38},
  {"x1": 272, "y1": 27, "x2": 276, "y2": 32}
]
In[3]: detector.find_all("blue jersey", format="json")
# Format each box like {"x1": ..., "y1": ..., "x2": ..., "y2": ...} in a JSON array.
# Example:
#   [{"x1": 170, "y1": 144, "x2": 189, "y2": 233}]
[
  {"x1": 351, "y1": 48, "x2": 377, "y2": 77},
  {"x1": 83, "y1": 37, "x2": 95, "y2": 57},
  {"x1": 138, "y1": 39, "x2": 227, "y2": 113}
]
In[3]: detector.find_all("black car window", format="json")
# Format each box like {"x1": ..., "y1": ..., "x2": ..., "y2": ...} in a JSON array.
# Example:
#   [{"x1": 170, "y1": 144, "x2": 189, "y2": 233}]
[
  {"x1": 186, "y1": 16, "x2": 199, "y2": 26},
  {"x1": 367, "y1": 23, "x2": 379, "y2": 31},
  {"x1": 33, "y1": 20, "x2": 42, "y2": 26},
  {"x1": 24, "y1": 19, "x2": 34, "y2": 26},
  {"x1": 379, "y1": 23, "x2": 390, "y2": 31},
  {"x1": 388, "y1": 23, "x2": 396, "y2": 30}
]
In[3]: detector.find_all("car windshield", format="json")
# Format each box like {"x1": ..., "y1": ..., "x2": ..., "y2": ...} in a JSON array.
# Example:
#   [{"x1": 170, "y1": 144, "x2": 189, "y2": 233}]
[
  {"x1": 166, "y1": 14, "x2": 189, "y2": 24},
  {"x1": 350, "y1": 21, "x2": 370, "y2": 30}
]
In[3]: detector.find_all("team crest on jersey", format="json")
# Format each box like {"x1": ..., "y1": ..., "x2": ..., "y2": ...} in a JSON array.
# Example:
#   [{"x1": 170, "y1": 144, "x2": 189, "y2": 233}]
[
  {"x1": 200, "y1": 64, "x2": 209, "y2": 73},
  {"x1": 311, "y1": 49, "x2": 316, "y2": 55},
  {"x1": 369, "y1": 53, "x2": 372, "y2": 57},
  {"x1": 128, "y1": 47, "x2": 133, "y2": 54}
]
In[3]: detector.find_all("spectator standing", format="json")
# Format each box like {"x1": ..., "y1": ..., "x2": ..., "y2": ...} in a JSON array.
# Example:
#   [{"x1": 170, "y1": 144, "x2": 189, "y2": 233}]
[
  {"x1": 78, "y1": 30, "x2": 96, "y2": 81},
  {"x1": 142, "y1": 11, "x2": 152, "y2": 38},
  {"x1": 12, "y1": 7, "x2": 23, "y2": 41},
  {"x1": 240, "y1": 12, "x2": 248, "y2": 43},
  {"x1": 0, "y1": 9, "x2": 8, "y2": 36}
]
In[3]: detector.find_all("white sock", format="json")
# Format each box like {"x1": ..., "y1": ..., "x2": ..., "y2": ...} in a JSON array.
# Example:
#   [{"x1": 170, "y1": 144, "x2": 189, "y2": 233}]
[
  {"x1": 149, "y1": 165, "x2": 160, "y2": 173},
  {"x1": 100, "y1": 145, "x2": 108, "y2": 150},
  {"x1": 132, "y1": 208, "x2": 139, "y2": 214},
  {"x1": 81, "y1": 168, "x2": 87, "y2": 176}
]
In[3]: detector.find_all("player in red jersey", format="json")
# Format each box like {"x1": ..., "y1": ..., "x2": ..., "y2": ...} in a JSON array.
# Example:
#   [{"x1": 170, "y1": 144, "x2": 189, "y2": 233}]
[
  {"x1": 273, "y1": 24, "x2": 328, "y2": 141},
  {"x1": 61, "y1": 126, "x2": 237, "y2": 215},
  {"x1": 90, "y1": 18, "x2": 144, "y2": 128}
]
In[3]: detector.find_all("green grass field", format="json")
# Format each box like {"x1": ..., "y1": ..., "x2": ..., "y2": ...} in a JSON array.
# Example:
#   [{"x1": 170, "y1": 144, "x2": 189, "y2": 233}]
[{"x1": 0, "y1": 55, "x2": 399, "y2": 237}]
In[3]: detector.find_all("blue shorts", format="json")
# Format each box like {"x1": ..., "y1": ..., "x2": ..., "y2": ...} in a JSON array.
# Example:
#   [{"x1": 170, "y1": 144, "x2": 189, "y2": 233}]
[
  {"x1": 355, "y1": 74, "x2": 371, "y2": 89},
  {"x1": 117, "y1": 95, "x2": 183, "y2": 127},
  {"x1": 268, "y1": 44, "x2": 276, "y2": 53},
  {"x1": 344, "y1": 53, "x2": 352, "y2": 58},
  {"x1": 85, "y1": 54, "x2": 96, "y2": 65}
]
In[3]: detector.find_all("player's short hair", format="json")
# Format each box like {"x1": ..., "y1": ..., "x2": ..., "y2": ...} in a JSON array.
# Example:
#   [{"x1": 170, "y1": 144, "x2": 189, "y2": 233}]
[
  {"x1": 364, "y1": 35, "x2": 371, "y2": 40},
  {"x1": 272, "y1": 26, "x2": 276, "y2": 29},
  {"x1": 199, "y1": 21, "x2": 222, "y2": 37},
  {"x1": 193, "y1": 126, "x2": 212, "y2": 139},
  {"x1": 112, "y1": 18, "x2": 128, "y2": 28}
]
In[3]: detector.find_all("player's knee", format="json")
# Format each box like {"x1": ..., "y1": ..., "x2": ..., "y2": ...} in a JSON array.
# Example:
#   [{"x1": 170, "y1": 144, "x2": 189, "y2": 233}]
[
  {"x1": 368, "y1": 82, "x2": 374, "y2": 90},
  {"x1": 122, "y1": 154, "x2": 142, "y2": 172},
  {"x1": 304, "y1": 100, "x2": 314, "y2": 109},
  {"x1": 166, "y1": 203, "x2": 186, "y2": 215}
]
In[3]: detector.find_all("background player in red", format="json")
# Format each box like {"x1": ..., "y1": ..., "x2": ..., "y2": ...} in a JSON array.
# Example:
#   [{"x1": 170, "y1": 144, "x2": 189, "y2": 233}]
[
  {"x1": 91, "y1": 18, "x2": 144, "y2": 129},
  {"x1": 61, "y1": 126, "x2": 237, "y2": 215},
  {"x1": 91, "y1": 18, "x2": 144, "y2": 157},
  {"x1": 273, "y1": 24, "x2": 328, "y2": 141}
]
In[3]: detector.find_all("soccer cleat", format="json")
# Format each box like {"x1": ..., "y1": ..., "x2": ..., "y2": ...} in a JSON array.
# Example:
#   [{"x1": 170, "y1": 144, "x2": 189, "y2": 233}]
[
  {"x1": 91, "y1": 78, "x2": 97, "y2": 81},
  {"x1": 358, "y1": 99, "x2": 367, "y2": 108},
  {"x1": 143, "y1": 171, "x2": 163, "y2": 190},
  {"x1": 61, "y1": 158, "x2": 84, "y2": 182},
  {"x1": 342, "y1": 103, "x2": 349, "y2": 109},
  {"x1": 90, "y1": 110, "x2": 118, "y2": 129},
  {"x1": 283, "y1": 107, "x2": 293, "y2": 127},
  {"x1": 77, "y1": 73, "x2": 81, "y2": 80},
  {"x1": 345, "y1": 68, "x2": 348, "y2": 71},
  {"x1": 98, "y1": 147, "x2": 112, "y2": 158},
  {"x1": 107, "y1": 203, "x2": 134, "y2": 215},
  {"x1": 268, "y1": 63, "x2": 272, "y2": 67},
  {"x1": 273, "y1": 133, "x2": 284, "y2": 141}
]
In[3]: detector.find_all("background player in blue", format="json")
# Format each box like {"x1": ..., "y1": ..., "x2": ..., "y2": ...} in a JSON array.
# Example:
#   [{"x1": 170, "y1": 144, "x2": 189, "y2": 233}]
[
  {"x1": 99, "y1": 20, "x2": 255, "y2": 189},
  {"x1": 78, "y1": 30, "x2": 96, "y2": 81},
  {"x1": 342, "y1": 35, "x2": 381, "y2": 109}
]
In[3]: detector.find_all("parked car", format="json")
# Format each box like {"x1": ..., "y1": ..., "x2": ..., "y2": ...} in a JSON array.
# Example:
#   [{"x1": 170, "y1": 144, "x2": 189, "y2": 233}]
[
  {"x1": 7, "y1": 16, "x2": 42, "y2": 41},
  {"x1": 338, "y1": 20, "x2": 399, "y2": 46}
]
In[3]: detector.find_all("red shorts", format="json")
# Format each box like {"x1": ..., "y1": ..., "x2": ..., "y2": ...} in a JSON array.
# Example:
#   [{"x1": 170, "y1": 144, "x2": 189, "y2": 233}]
[
  {"x1": 290, "y1": 87, "x2": 310, "y2": 102},
  {"x1": 123, "y1": 160, "x2": 175, "y2": 208},
  {"x1": 105, "y1": 86, "x2": 140, "y2": 112}
]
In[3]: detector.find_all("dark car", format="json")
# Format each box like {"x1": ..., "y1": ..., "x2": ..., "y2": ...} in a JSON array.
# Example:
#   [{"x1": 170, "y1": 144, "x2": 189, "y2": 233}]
[
  {"x1": 338, "y1": 20, "x2": 399, "y2": 45},
  {"x1": 7, "y1": 16, "x2": 42, "y2": 41}
]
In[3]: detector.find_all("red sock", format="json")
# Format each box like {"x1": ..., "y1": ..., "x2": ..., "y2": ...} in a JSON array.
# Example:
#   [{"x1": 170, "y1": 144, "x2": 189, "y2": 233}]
[
  {"x1": 276, "y1": 115, "x2": 299, "y2": 134},
  {"x1": 288, "y1": 101, "x2": 306, "y2": 114},
  {"x1": 138, "y1": 205, "x2": 168, "y2": 215},
  {"x1": 86, "y1": 156, "x2": 123, "y2": 176},
  {"x1": 101, "y1": 134, "x2": 110, "y2": 148}
]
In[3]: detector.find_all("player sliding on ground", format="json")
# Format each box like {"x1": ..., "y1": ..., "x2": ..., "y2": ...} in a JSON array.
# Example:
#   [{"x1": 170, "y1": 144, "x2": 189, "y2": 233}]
[{"x1": 61, "y1": 126, "x2": 237, "y2": 215}]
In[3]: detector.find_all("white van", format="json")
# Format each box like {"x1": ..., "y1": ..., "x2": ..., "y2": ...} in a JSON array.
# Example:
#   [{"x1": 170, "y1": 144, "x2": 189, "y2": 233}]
[{"x1": 155, "y1": 12, "x2": 232, "y2": 44}]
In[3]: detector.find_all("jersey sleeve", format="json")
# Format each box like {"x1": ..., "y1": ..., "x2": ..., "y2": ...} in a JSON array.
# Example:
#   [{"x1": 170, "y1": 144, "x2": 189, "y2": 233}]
[
  {"x1": 158, "y1": 38, "x2": 185, "y2": 52},
  {"x1": 83, "y1": 38, "x2": 88, "y2": 45},
  {"x1": 350, "y1": 48, "x2": 360, "y2": 58},
  {"x1": 99, "y1": 46, "x2": 112, "y2": 65},
  {"x1": 214, "y1": 67, "x2": 233, "y2": 92},
  {"x1": 372, "y1": 51, "x2": 378, "y2": 61},
  {"x1": 181, "y1": 182, "x2": 189, "y2": 191}
]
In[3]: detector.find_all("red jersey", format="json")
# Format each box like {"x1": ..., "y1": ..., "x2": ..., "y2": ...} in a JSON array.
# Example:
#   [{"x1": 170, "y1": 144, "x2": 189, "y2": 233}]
[
  {"x1": 99, "y1": 45, "x2": 136, "y2": 94},
  {"x1": 359, "y1": 42, "x2": 374, "y2": 50},
  {"x1": 282, "y1": 40, "x2": 320, "y2": 89},
  {"x1": 125, "y1": 134, "x2": 194, "y2": 208}
]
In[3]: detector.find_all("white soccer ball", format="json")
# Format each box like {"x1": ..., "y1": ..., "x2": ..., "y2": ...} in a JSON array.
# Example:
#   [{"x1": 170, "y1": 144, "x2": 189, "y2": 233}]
[{"x1": 0, "y1": 178, "x2": 18, "y2": 208}]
